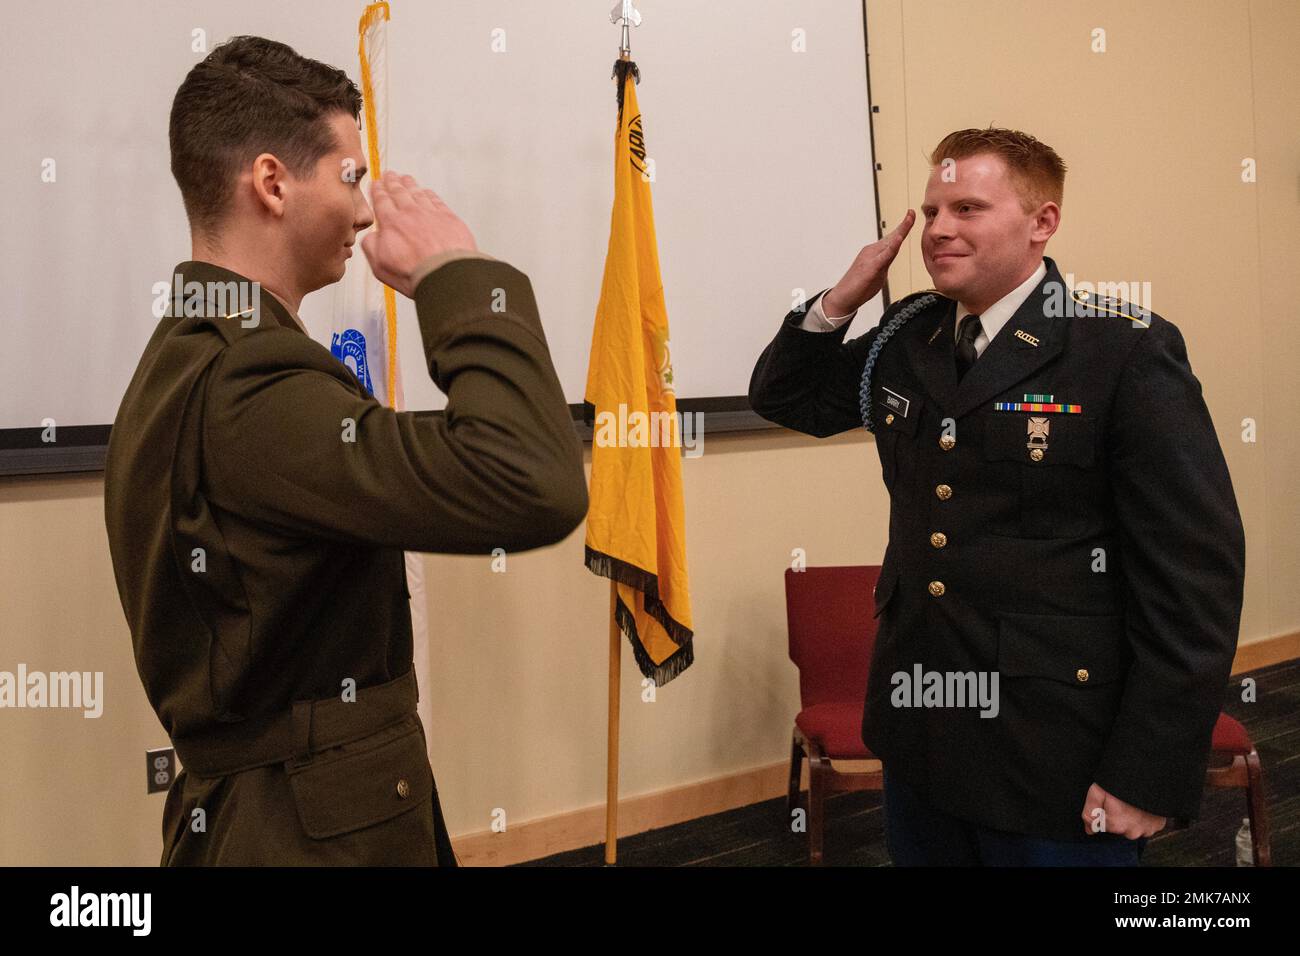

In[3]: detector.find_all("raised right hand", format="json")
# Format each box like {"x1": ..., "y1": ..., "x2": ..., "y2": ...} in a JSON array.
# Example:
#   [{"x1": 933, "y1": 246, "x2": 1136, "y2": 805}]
[
  {"x1": 822, "y1": 210, "x2": 916, "y2": 317},
  {"x1": 361, "y1": 170, "x2": 478, "y2": 298}
]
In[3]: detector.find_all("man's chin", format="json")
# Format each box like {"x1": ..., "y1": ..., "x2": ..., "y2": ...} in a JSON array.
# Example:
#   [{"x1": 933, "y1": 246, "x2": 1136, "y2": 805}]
[
  {"x1": 926, "y1": 272, "x2": 962, "y2": 300},
  {"x1": 321, "y1": 260, "x2": 349, "y2": 287}
]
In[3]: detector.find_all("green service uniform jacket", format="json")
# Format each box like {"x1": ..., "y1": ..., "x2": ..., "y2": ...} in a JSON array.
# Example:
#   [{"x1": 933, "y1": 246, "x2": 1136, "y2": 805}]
[
  {"x1": 104, "y1": 255, "x2": 588, "y2": 865},
  {"x1": 749, "y1": 257, "x2": 1245, "y2": 841}
]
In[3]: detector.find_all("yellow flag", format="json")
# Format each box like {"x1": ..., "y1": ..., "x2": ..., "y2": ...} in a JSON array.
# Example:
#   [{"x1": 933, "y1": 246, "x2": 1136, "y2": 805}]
[{"x1": 584, "y1": 63, "x2": 694, "y2": 686}]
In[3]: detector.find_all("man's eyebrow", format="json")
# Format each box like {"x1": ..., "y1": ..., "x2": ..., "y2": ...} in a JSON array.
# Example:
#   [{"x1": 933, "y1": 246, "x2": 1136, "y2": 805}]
[{"x1": 922, "y1": 197, "x2": 990, "y2": 211}]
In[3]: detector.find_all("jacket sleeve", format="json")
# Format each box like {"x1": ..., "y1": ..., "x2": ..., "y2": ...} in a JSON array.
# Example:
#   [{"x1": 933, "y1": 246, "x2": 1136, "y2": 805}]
[
  {"x1": 200, "y1": 257, "x2": 589, "y2": 554},
  {"x1": 1092, "y1": 316, "x2": 1246, "y2": 819},
  {"x1": 748, "y1": 288, "x2": 885, "y2": 438}
]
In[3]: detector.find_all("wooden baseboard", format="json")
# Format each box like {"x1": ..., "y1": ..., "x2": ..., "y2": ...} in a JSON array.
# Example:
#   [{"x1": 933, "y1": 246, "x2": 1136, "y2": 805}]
[
  {"x1": 1231, "y1": 629, "x2": 1299, "y2": 675},
  {"x1": 451, "y1": 633, "x2": 1297, "y2": 866},
  {"x1": 452, "y1": 760, "x2": 790, "y2": 867}
]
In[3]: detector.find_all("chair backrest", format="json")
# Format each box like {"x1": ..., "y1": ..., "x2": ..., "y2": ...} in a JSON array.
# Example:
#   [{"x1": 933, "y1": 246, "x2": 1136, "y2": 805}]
[{"x1": 784, "y1": 565, "x2": 881, "y2": 709}]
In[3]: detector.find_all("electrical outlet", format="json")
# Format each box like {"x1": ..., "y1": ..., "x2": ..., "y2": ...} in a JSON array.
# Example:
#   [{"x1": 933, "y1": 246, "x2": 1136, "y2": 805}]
[{"x1": 147, "y1": 747, "x2": 176, "y2": 794}]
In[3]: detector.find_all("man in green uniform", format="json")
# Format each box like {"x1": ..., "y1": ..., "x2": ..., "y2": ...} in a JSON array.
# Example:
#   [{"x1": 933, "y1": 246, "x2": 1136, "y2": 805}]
[{"x1": 104, "y1": 36, "x2": 587, "y2": 865}]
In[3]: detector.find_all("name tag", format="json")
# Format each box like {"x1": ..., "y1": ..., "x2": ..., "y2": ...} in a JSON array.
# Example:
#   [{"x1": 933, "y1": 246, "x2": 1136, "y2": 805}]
[{"x1": 881, "y1": 387, "x2": 910, "y2": 417}]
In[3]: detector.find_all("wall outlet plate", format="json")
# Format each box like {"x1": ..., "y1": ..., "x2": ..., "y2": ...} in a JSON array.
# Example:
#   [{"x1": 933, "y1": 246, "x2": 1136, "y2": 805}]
[{"x1": 146, "y1": 747, "x2": 176, "y2": 794}]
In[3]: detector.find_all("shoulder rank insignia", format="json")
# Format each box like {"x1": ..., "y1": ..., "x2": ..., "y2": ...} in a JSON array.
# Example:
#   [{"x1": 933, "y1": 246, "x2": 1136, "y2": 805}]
[{"x1": 1070, "y1": 288, "x2": 1151, "y2": 328}]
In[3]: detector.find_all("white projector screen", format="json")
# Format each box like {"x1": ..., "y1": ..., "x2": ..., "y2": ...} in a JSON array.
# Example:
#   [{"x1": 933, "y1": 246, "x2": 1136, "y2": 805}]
[{"x1": 1, "y1": 0, "x2": 882, "y2": 472}]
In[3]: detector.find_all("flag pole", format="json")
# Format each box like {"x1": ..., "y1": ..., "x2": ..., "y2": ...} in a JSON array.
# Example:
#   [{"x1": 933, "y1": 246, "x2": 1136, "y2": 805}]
[
  {"x1": 603, "y1": 0, "x2": 640, "y2": 869},
  {"x1": 605, "y1": 580, "x2": 620, "y2": 864}
]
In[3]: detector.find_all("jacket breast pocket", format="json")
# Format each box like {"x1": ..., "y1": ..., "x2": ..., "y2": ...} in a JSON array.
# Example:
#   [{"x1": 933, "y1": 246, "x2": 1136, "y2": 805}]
[
  {"x1": 983, "y1": 413, "x2": 1098, "y2": 538},
  {"x1": 284, "y1": 715, "x2": 432, "y2": 840},
  {"x1": 873, "y1": 383, "x2": 921, "y2": 493}
]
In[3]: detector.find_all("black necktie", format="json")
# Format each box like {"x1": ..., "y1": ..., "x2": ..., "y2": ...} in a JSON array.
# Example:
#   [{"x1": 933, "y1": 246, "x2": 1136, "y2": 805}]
[{"x1": 956, "y1": 314, "x2": 983, "y2": 380}]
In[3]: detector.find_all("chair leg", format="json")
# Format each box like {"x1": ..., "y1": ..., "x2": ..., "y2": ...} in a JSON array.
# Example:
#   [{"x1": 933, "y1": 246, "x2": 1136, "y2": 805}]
[
  {"x1": 808, "y1": 750, "x2": 829, "y2": 866},
  {"x1": 1244, "y1": 750, "x2": 1272, "y2": 867},
  {"x1": 787, "y1": 732, "x2": 804, "y2": 815}
]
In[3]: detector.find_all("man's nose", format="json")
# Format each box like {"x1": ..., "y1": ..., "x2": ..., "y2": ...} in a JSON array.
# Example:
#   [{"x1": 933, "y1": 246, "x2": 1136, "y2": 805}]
[
  {"x1": 355, "y1": 195, "x2": 375, "y2": 231},
  {"x1": 927, "y1": 210, "x2": 957, "y2": 241}
]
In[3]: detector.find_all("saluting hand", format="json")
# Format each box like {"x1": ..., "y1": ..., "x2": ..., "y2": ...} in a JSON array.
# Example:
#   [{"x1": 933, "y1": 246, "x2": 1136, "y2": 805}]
[
  {"x1": 821, "y1": 210, "x2": 916, "y2": 317},
  {"x1": 1081, "y1": 782, "x2": 1167, "y2": 839},
  {"x1": 361, "y1": 170, "x2": 478, "y2": 298}
]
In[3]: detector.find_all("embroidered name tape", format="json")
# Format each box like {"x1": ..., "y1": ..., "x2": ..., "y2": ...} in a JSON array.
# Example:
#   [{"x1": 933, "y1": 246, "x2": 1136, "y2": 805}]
[{"x1": 881, "y1": 387, "x2": 911, "y2": 417}]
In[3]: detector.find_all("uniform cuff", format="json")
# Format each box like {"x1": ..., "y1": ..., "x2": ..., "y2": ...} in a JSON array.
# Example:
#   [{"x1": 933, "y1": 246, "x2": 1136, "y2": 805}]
[{"x1": 410, "y1": 249, "x2": 497, "y2": 292}]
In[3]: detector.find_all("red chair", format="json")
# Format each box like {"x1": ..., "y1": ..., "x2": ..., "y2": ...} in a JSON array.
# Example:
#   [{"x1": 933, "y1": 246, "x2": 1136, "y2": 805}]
[
  {"x1": 784, "y1": 565, "x2": 883, "y2": 865},
  {"x1": 1205, "y1": 711, "x2": 1272, "y2": 866}
]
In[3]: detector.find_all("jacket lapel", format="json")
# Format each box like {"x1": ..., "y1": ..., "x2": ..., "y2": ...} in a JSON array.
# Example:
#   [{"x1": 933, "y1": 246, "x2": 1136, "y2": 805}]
[
  {"x1": 949, "y1": 258, "x2": 1067, "y2": 420},
  {"x1": 903, "y1": 298, "x2": 959, "y2": 411}
]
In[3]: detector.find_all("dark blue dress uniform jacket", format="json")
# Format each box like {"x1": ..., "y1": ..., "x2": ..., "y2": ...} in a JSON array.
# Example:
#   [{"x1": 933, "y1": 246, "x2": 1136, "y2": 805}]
[{"x1": 748, "y1": 257, "x2": 1245, "y2": 841}]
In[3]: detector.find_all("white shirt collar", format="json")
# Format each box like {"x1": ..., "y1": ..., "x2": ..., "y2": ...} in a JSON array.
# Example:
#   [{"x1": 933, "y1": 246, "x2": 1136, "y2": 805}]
[{"x1": 954, "y1": 259, "x2": 1048, "y2": 348}]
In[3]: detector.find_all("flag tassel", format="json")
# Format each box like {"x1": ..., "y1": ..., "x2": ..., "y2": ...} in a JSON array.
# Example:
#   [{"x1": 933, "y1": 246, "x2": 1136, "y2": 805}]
[
  {"x1": 611, "y1": 58, "x2": 640, "y2": 120},
  {"x1": 584, "y1": 546, "x2": 694, "y2": 649}
]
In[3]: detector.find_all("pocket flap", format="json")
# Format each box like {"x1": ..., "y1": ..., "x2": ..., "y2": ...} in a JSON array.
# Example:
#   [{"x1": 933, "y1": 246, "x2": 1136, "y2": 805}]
[
  {"x1": 286, "y1": 718, "x2": 432, "y2": 840},
  {"x1": 872, "y1": 566, "x2": 898, "y2": 619},
  {"x1": 997, "y1": 612, "x2": 1126, "y2": 685},
  {"x1": 875, "y1": 383, "x2": 921, "y2": 436}
]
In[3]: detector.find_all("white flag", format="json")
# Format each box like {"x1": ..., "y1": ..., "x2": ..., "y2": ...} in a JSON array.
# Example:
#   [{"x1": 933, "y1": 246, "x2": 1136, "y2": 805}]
[{"x1": 328, "y1": 1, "x2": 433, "y2": 739}]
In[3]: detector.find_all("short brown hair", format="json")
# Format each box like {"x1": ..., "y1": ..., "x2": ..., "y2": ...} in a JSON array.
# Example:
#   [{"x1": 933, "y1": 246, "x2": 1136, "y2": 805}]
[
  {"x1": 929, "y1": 127, "x2": 1066, "y2": 212},
  {"x1": 169, "y1": 36, "x2": 362, "y2": 237}
]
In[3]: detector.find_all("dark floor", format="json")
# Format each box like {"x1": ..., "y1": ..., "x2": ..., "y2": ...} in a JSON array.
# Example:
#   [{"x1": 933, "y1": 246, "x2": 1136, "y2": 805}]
[{"x1": 523, "y1": 660, "x2": 1298, "y2": 866}]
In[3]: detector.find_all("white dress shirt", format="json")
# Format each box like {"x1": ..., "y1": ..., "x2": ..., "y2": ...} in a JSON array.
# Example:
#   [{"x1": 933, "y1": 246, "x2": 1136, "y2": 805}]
[{"x1": 800, "y1": 259, "x2": 1048, "y2": 359}]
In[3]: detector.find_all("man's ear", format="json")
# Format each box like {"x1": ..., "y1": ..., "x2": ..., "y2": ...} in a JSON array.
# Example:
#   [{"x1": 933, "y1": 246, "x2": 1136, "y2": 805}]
[
  {"x1": 249, "y1": 153, "x2": 289, "y2": 218},
  {"x1": 1030, "y1": 201, "x2": 1060, "y2": 243}
]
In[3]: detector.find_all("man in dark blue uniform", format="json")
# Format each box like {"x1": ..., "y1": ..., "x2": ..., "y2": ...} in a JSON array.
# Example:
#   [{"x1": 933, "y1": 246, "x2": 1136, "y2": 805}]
[{"x1": 749, "y1": 128, "x2": 1245, "y2": 866}]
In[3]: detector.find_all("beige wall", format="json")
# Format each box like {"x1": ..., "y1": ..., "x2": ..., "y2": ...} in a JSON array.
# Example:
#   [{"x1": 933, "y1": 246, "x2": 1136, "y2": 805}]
[
  {"x1": 1, "y1": 0, "x2": 1296, "y2": 865},
  {"x1": 866, "y1": 0, "x2": 1299, "y2": 655}
]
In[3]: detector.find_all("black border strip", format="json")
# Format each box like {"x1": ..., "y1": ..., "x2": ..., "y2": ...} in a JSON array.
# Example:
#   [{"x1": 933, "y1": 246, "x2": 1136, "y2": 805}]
[{"x1": 0, "y1": 398, "x2": 786, "y2": 478}]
